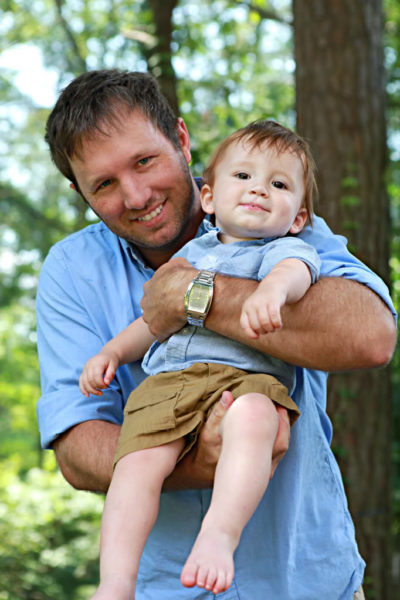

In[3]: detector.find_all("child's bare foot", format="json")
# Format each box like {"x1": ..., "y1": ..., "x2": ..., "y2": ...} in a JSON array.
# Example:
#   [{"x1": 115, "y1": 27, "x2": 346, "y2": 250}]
[{"x1": 180, "y1": 527, "x2": 236, "y2": 594}]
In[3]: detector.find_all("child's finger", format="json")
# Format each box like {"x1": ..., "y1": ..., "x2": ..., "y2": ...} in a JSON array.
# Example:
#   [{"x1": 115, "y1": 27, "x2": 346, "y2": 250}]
[
  {"x1": 86, "y1": 381, "x2": 104, "y2": 396},
  {"x1": 89, "y1": 388, "x2": 103, "y2": 397},
  {"x1": 79, "y1": 377, "x2": 103, "y2": 397},
  {"x1": 89, "y1": 376, "x2": 107, "y2": 390},
  {"x1": 266, "y1": 306, "x2": 282, "y2": 330},
  {"x1": 78, "y1": 380, "x2": 90, "y2": 398},
  {"x1": 103, "y1": 364, "x2": 115, "y2": 386},
  {"x1": 240, "y1": 312, "x2": 259, "y2": 339}
]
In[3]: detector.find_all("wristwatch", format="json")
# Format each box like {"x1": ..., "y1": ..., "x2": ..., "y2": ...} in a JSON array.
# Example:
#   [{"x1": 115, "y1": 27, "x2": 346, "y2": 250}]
[{"x1": 184, "y1": 270, "x2": 216, "y2": 327}]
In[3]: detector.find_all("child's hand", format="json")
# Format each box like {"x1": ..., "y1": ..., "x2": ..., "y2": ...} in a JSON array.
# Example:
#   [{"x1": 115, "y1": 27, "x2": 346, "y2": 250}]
[
  {"x1": 240, "y1": 287, "x2": 286, "y2": 338},
  {"x1": 79, "y1": 351, "x2": 120, "y2": 397}
]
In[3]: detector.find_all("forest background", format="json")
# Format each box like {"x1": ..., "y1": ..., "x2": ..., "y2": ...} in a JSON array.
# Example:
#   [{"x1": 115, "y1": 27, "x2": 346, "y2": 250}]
[{"x1": 0, "y1": 0, "x2": 398, "y2": 598}]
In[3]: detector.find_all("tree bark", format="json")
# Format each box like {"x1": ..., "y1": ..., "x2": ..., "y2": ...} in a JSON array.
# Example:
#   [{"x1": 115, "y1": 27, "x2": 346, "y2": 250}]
[
  {"x1": 147, "y1": 0, "x2": 180, "y2": 115},
  {"x1": 293, "y1": 1, "x2": 392, "y2": 597}
]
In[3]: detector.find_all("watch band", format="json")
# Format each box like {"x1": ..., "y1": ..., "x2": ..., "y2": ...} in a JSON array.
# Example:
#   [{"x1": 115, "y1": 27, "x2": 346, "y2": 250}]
[
  {"x1": 186, "y1": 315, "x2": 209, "y2": 327},
  {"x1": 184, "y1": 270, "x2": 215, "y2": 327}
]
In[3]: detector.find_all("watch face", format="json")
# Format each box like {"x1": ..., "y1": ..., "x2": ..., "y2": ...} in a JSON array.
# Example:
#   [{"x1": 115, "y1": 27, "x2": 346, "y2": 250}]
[{"x1": 189, "y1": 285, "x2": 210, "y2": 313}]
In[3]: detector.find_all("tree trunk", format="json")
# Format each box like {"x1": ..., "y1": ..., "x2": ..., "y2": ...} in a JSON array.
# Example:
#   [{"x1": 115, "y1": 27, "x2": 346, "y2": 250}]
[
  {"x1": 293, "y1": 1, "x2": 392, "y2": 598},
  {"x1": 147, "y1": 0, "x2": 180, "y2": 115}
]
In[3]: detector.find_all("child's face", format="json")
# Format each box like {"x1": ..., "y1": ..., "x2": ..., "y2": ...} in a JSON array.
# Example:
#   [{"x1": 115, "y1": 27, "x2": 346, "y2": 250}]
[{"x1": 201, "y1": 139, "x2": 308, "y2": 242}]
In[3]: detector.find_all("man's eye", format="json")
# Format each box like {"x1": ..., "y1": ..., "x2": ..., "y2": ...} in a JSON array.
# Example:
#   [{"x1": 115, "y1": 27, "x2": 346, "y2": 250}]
[
  {"x1": 98, "y1": 179, "x2": 111, "y2": 190},
  {"x1": 235, "y1": 172, "x2": 250, "y2": 180},
  {"x1": 272, "y1": 180, "x2": 286, "y2": 189},
  {"x1": 138, "y1": 157, "x2": 151, "y2": 166}
]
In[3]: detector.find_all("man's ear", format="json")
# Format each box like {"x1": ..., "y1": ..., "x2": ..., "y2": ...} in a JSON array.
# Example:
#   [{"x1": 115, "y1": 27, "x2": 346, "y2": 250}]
[
  {"x1": 175, "y1": 117, "x2": 192, "y2": 164},
  {"x1": 200, "y1": 184, "x2": 215, "y2": 215},
  {"x1": 289, "y1": 207, "x2": 308, "y2": 234},
  {"x1": 69, "y1": 183, "x2": 77, "y2": 192}
]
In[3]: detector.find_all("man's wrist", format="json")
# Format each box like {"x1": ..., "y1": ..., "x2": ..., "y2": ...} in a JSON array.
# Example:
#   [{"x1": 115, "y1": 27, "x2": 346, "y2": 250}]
[{"x1": 184, "y1": 270, "x2": 216, "y2": 327}]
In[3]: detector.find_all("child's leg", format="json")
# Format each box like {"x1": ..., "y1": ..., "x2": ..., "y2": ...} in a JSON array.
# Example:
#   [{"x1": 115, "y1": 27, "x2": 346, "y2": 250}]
[
  {"x1": 181, "y1": 392, "x2": 280, "y2": 595},
  {"x1": 91, "y1": 438, "x2": 184, "y2": 600}
]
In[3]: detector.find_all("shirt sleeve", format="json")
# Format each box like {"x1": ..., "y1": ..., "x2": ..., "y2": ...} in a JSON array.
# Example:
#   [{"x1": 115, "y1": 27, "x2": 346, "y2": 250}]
[
  {"x1": 36, "y1": 245, "x2": 126, "y2": 449},
  {"x1": 299, "y1": 215, "x2": 397, "y2": 320},
  {"x1": 257, "y1": 237, "x2": 321, "y2": 283}
]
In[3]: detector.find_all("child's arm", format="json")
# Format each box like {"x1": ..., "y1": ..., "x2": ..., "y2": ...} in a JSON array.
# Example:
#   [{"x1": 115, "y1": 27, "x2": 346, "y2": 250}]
[
  {"x1": 79, "y1": 316, "x2": 156, "y2": 397},
  {"x1": 240, "y1": 258, "x2": 312, "y2": 339}
]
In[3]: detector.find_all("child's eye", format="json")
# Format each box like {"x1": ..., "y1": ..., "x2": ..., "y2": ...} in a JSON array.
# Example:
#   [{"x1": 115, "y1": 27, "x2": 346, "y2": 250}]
[
  {"x1": 235, "y1": 172, "x2": 250, "y2": 180},
  {"x1": 272, "y1": 180, "x2": 286, "y2": 189}
]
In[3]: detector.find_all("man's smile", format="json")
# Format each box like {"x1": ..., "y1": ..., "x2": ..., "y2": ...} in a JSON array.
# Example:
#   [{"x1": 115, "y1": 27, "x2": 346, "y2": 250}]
[{"x1": 134, "y1": 201, "x2": 165, "y2": 222}]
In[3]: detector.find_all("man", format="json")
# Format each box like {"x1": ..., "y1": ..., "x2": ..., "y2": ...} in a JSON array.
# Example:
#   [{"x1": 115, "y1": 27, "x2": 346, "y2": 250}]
[{"x1": 37, "y1": 69, "x2": 396, "y2": 599}]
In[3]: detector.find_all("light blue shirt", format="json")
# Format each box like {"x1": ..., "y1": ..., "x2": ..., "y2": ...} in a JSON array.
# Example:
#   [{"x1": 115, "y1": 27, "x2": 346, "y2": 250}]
[
  {"x1": 36, "y1": 215, "x2": 396, "y2": 599},
  {"x1": 143, "y1": 221, "x2": 321, "y2": 395}
]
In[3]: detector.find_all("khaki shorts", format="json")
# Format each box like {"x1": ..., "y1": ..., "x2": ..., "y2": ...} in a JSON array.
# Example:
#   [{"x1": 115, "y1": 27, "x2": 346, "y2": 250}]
[{"x1": 115, "y1": 362, "x2": 299, "y2": 466}]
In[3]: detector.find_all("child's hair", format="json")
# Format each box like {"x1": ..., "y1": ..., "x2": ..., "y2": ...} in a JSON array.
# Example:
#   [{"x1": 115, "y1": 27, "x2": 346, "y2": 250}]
[{"x1": 202, "y1": 120, "x2": 318, "y2": 225}]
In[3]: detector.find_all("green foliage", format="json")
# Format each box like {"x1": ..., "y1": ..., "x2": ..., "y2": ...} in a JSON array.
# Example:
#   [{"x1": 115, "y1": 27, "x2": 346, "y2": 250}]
[
  {"x1": 0, "y1": 0, "x2": 150, "y2": 81},
  {"x1": 174, "y1": 0, "x2": 294, "y2": 173},
  {"x1": 385, "y1": 0, "x2": 400, "y2": 134},
  {"x1": 0, "y1": 466, "x2": 102, "y2": 599},
  {"x1": 386, "y1": 0, "x2": 400, "y2": 554},
  {"x1": 0, "y1": 0, "x2": 398, "y2": 595},
  {"x1": 0, "y1": 305, "x2": 40, "y2": 471}
]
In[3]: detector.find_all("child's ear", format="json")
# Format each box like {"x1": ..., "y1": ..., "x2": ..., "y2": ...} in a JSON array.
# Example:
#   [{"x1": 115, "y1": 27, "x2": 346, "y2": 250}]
[
  {"x1": 200, "y1": 184, "x2": 215, "y2": 215},
  {"x1": 289, "y1": 207, "x2": 308, "y2": 234}
]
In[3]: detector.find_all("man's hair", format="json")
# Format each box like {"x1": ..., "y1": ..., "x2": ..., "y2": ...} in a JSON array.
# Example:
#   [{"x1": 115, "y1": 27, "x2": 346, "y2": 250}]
[
  {"x1": 45, "y1": 69, "x2": 180, "y2": 189},
  {"x1": 202, "y1": 119, "x2": 318, "y2": 224}
]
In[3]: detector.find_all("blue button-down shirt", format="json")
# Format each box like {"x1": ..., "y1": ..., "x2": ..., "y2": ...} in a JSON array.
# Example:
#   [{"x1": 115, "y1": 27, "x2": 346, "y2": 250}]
[
  {"x1": 36, "y1": 215, "x2": 396, "y2": 599},
  {"x1": 143, "y1": 221, "x2": 321, "y2": 395}
]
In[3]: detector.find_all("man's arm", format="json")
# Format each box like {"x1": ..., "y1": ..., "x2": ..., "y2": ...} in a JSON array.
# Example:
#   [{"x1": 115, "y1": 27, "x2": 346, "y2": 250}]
[
  {"x1": 211, "y1": 275, "x2": 396, "y2": 370},
  {"x1": 54, "y1": 400, "x2": 291, "y2": 493},
  {"x1": 54, "y1": 420, "x2": 120, "y2": 493},
  {"x1": 141, "y1": 258, "x2": 396, "y2": 371}
]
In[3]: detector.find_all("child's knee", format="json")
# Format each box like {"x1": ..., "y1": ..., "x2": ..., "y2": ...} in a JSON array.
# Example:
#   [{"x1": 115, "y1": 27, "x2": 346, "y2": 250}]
[{"x1": 226, "y1": 393, "x2": 279, "y2": 436}]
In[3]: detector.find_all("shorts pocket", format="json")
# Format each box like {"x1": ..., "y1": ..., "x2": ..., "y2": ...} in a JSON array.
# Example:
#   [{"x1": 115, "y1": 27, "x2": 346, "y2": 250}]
[{"x1": 124, "y1": 382, "x2": 181, "y2": 433}]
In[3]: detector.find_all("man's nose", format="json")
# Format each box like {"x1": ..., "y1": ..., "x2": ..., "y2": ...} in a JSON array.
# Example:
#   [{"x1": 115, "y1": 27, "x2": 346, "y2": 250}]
[{"x1": 121, "y1": 177, "x2": 152, "y2": 209}]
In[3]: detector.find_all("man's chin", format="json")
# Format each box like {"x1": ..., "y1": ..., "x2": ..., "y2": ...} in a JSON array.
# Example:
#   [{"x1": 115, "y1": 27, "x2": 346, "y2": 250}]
[{"x1": 124, "y1": 228, "x2": 184, "y2": 252}]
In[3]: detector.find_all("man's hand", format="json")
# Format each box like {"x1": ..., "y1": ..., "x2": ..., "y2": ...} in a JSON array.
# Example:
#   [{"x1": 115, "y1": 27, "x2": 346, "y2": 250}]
[
  {"x1": 269, "y1": 405, "x2": 290, "y2": 479},
  {"x1": 190, "y1": 391, "x2": 236, "y2": 484},
  {"x1": 141, "y1": 257, "x2": 196, "y2": 341},
  {"x1": 164, "y1": 392, "x2": 290, "y2": 490},
  {"x1": 164, "y1": 391, "x2": 235, "y2": 490}
]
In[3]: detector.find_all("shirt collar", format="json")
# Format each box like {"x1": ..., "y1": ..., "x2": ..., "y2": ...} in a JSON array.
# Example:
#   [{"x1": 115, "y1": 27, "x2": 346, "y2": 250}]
[
  {"x1": 120, "y1": 210, "x2": 211, "y2": 271},
  {"x1": 200, "y1": 220, "x2": 281, "y2": 245}
]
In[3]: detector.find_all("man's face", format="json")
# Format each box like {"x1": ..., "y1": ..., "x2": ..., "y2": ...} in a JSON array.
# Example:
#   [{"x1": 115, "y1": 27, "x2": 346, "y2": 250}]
[{"x1": 69, "y1": 109, "x2": 202, "y2": 267}]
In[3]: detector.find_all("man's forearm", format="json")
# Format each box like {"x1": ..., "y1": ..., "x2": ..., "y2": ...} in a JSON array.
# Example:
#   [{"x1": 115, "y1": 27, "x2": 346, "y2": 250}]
[
  {"x1": 141, "y1": 259, "x2": 396, "y2": 371},
  {"x1": 54, "y1": 420, "x2": 120, "y2": 493},
  {"x1": 208, "y1": 275, "x2": 396, "y2": 371},
  {"x1": 54, "y1": 417, "x2": 221, "y2": 494}
]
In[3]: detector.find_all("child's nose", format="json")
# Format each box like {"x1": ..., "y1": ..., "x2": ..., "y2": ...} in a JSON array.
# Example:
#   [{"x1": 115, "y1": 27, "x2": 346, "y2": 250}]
[{"x1": 250, "y1": 183, "x2": 268, "y2": 197}]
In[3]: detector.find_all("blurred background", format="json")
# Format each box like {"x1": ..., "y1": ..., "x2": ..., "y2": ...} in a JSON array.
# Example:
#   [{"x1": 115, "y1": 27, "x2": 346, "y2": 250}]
[{"x1": 0, "y1": 1, "x2": 398, "y2": 598}]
